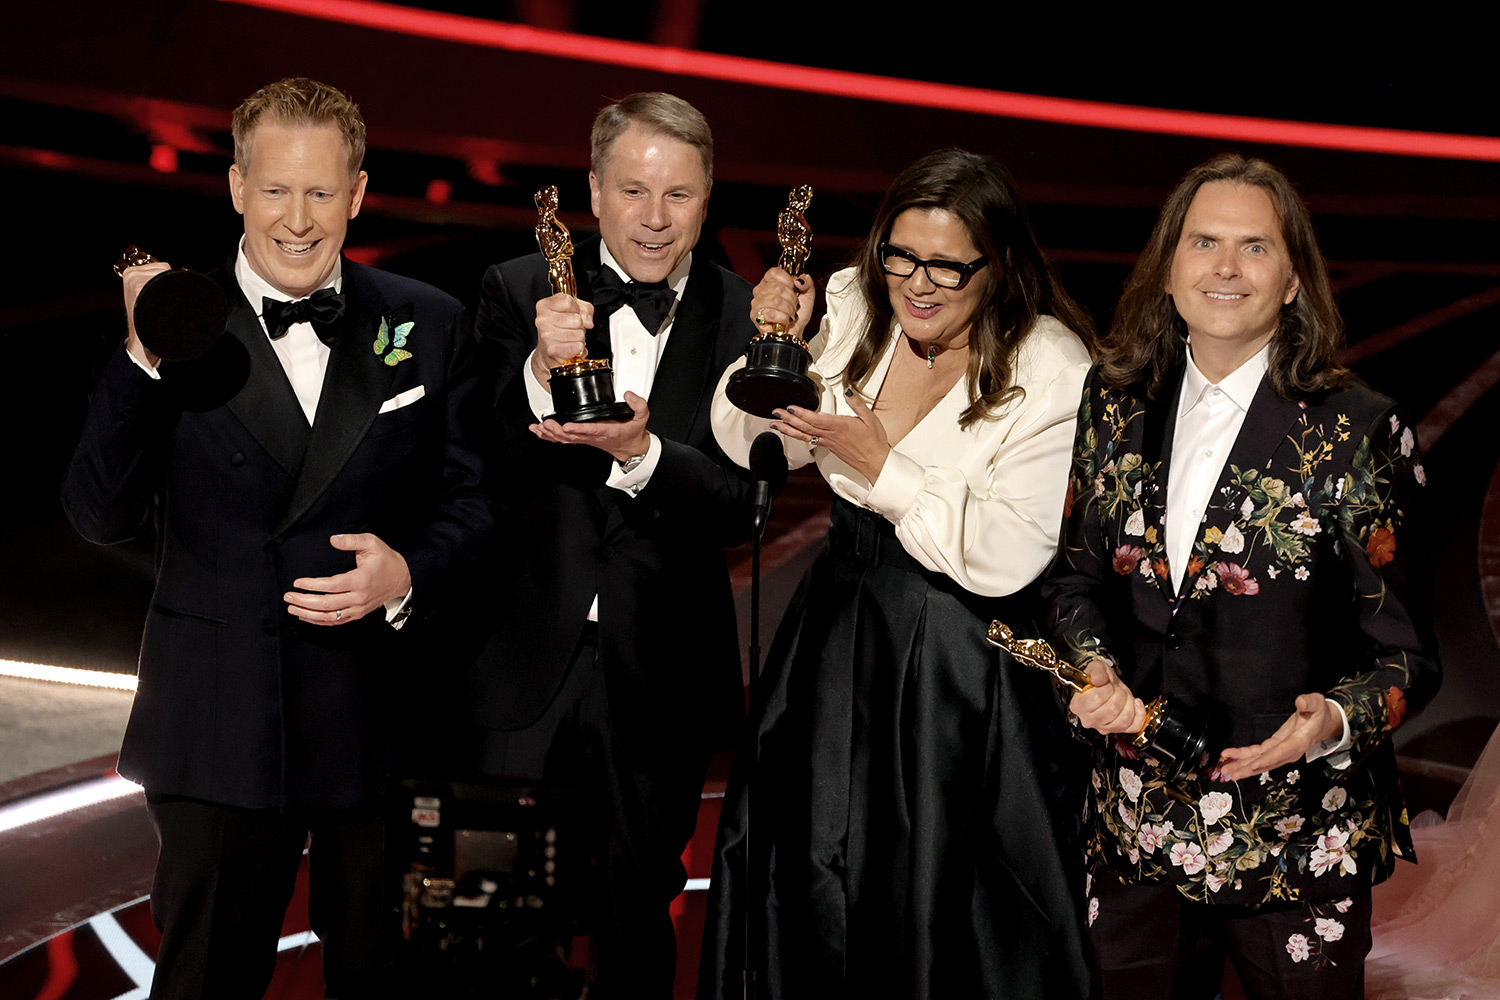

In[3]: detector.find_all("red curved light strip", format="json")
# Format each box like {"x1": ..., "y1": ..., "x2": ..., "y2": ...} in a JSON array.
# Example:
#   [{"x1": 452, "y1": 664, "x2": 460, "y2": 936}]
[{"x1": 222, "y1": 0, "x2": 1500, "y2": 162}]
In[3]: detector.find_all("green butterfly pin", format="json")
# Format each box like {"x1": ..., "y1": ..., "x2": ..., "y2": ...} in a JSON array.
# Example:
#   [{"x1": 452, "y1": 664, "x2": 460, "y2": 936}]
[{"x1": 373, "y1": 312, "x2": 415, "y2": 366}]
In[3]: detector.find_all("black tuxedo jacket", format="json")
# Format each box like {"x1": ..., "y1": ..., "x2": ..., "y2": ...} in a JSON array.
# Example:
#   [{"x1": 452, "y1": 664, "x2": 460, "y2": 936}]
[
  {"x1": 467, "y1": 241, "x2": 755, "y2": 757},
  {"x1": 1044, "y1": 364, "x2": 1440, "y2": 905},
  {"x1": 64, "y1": 259, "x2": 491, "y2": 811}
]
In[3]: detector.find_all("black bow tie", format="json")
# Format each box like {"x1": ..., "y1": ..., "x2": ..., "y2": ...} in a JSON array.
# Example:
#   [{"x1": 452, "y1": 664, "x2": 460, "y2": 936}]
[
  {"x1": 591, "y1": 268, "x2": 676, "y2": 335},
  {"x1": 262, "y1": 288, "x2": 345, "y2": 345}
]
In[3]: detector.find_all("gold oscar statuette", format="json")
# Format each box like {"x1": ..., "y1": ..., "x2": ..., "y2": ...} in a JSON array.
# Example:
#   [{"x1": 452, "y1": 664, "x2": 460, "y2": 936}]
[
  {"x1": 986, "y1": 621, "x2": 1212, "y2": 783},
  {"x1": 725, "y1": 184, "x2": 820, "y2": 418},
  {"x1": 534, "y1": 185, "x2": 634, "y2": 423}
]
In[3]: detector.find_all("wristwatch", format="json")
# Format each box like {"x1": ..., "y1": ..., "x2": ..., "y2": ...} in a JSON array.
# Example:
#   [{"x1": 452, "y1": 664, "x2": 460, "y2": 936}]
[{"x1": 617, "y1": 452, "x2": 648, "y2": 475}]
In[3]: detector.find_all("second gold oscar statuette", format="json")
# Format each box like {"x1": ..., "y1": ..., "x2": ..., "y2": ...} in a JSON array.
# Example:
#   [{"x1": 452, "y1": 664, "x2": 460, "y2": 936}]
[
  {"x1": 725, "y1": 185, "x2": 821, "y2": 418},
  {"x1": 986, "y1": 621, "x2": 1213, "y2": 783}
]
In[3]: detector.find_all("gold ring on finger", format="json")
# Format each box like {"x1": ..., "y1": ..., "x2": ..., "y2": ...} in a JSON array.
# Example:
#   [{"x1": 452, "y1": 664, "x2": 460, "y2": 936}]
[{"x1": 809, "y1": 435, "x2": 820, "y2": 447}]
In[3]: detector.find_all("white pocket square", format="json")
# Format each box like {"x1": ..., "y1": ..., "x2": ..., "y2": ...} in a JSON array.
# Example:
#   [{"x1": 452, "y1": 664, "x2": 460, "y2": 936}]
[{"x1": 378, "y1": 385, "x2": 426, "y2": 414}]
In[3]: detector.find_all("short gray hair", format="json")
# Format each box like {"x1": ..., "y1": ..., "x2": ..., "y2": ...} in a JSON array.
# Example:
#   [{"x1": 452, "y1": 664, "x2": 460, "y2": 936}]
[{"x1": 590, "y1": 92, "x2": 713, "y2": 185}]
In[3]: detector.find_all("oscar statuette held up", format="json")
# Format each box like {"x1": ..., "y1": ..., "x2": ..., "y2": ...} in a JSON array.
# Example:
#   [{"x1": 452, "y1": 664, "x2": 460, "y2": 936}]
[
  {"x1": 534, "y1": 185, "x2": 634, "y2": 423},
  {"x1": 726, "y1": 184, "x2": 821, "y2": 418}
]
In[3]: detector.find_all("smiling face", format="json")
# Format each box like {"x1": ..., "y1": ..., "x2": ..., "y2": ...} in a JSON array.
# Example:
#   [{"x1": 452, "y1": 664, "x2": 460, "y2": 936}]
[
  {"x1": 1166, "y1": 180, "x2": 1300, "y2": 372},
  {"x1": 589, "y1": 125, "x2": 708, "y2": 284},
  {"x1": 884, "y1": 207, "x2": 991, "y2": 351},
  {"x1": 229, "y1": 122, "x2": 367, "y2": 299}
]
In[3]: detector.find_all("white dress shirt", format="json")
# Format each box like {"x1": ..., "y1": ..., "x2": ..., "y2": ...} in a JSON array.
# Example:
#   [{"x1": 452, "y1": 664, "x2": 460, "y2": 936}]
[
  {"x1": 713, "y1": 267, "x2": 1091, "y2": 599},
  {"x1": 1166, "y1": 340, "x2": 1348, "y2": 760},
  {"x1": 1165, "y1": 342, "x2": 1268, "y2": 594},
  {"x1": 234, "y1": 244, "x2": 337, "y2": 424}
]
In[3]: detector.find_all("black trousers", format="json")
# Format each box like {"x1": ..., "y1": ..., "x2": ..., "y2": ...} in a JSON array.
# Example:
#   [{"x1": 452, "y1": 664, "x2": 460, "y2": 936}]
[
  {"x1": 1087, "y1": 870, "x2": 1372, "y2": 1000},
  {"x1": 145, "y1": 794, "x2": 391, "y2": 1000},
  {"x1": 476, "y1": 625, "x2": 710, "y2": 999}
]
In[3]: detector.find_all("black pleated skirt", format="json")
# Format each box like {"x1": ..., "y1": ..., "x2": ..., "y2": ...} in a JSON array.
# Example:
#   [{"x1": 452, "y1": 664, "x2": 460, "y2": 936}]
[{"x1": 699, "y1": 499, "x2": 1090, "y2": 999}]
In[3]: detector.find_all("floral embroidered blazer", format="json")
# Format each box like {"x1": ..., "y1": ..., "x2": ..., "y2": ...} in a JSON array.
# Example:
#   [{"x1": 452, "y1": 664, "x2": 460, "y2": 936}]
[{"x1": 1042, "y1": 364, "x2": 1441, "y2": 906}]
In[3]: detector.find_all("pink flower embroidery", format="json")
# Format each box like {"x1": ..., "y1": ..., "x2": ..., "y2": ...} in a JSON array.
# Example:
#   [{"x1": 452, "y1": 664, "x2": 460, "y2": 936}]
[
  {"x1": 1310, "y1": 826, "x2": 1358, "y2": 877},
  {"x1": 1286, "y1": 933, "x2": 1311, "y2": 962},
  {"x1": 1113, "y1": 545, "x2": 1145, "y2": 576},
  {"x1": 1334, "y1": 897, "x2": 1353, "y2": 913},
  {"x1": 1087, "y1": 897, "x2": 1099, "y2": 927},
  {"x1": 1205, "y1": 830, "x2": 1234, "y2": 857},
  {"x1": 1169, "y1": 841, "x2": 1207, "y2": 875},
  {"x1": 1215, "y1": 562, "x2": 1260, "y2": 596},
  {"x1": 1315, "y1": 917, "x2": 1345, "y2": 942},
  {"x1": 1138, "y1": 822, "x2": 1169, "y2": 855}
]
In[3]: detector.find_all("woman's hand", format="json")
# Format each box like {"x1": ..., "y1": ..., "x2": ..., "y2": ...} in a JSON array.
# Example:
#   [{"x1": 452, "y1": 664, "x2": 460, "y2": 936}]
[
  {"x1": 773, "y1": 389, "x2": 891, "y2": 483},
  {"x1": 750, "y1": 267, "x2": 815, "y2": 341}
]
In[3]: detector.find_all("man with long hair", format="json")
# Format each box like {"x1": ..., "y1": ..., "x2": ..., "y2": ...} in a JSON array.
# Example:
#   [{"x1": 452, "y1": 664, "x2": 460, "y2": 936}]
[{"x1": 1044, "y1": 154, "x2": 1440, "y2": 999}]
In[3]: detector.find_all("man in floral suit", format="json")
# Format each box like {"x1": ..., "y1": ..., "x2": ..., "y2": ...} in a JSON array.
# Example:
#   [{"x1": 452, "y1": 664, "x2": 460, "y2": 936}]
[{"x1": 1043, "y1": 154, "x2": 1440, "y2": 1000}]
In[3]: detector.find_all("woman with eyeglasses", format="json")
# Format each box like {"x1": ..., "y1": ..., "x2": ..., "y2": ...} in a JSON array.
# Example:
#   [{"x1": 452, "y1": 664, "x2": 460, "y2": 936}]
[{"x1": 699, "y1": 149, "x2": 1097, "y2": 999}]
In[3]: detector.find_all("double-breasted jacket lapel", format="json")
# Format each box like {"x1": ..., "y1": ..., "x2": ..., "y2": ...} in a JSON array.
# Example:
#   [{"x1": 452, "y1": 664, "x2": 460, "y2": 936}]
[
  {"x1": 274, "y1": 261, "x2": 400, "y2": 536},
  {"x1": 216, "y1": 269, "x2": 310, "y2": 480}
]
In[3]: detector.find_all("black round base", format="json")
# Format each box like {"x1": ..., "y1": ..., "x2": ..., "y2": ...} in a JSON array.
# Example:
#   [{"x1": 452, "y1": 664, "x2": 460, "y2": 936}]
[
  {"x1": 134, "y1": 269, "x2": 228, "y2": 361},
  {"x1": 725, "y1": 366, "x2": 819, "y2": 418},
  {"x1": 1145, "y1": 696, "x2": 1214, "y2": 784},
  {"x1": 548, "y1": 399, "x2": 636, "y2": 423},
  {"x1": 547, "y1": 366, "x2": 635, "y2": 424}
]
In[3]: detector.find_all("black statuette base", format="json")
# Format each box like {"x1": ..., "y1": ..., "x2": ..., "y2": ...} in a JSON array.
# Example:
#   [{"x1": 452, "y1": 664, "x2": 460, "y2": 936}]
[
  {"x1": 725, "y1": 338, "x2": 819, "y2": 418},
  {"x1": 547, "y1": 366, "x2": 635, "y2": 424},
  {"x1": 1141, "y1": 694, "x2": 1214, "y2": 784},
  {"x1": 135, "y1": 269, "x2": 228, "y2": 362}
]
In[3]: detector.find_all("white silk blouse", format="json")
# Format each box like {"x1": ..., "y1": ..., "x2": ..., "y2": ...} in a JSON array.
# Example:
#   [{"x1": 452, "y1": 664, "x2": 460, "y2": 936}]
[{"x1": 712, "y1": 267, "x2": 1091, "y2": 598}]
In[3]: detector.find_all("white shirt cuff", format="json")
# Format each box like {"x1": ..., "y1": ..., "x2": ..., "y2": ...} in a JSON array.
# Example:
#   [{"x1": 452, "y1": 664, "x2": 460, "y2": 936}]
[
  {"x1": 1306, "y1": 698, "x2": 1353, "y2": 768},
  {"x1": 524, "y1": 349, "x2": 554, "y2": 420},
  {"x1": 604, "y1": 433, "x2": 661, "y2": 497},
  {"x1": 863, "y1": 449, "x2": 924, "y2": 522},
  {"x1": 126, "y1": 342, "x2": 162, "y2": 380},
  {"x1": 384, "y1": 588, "x2": 414, "y2": 629}
]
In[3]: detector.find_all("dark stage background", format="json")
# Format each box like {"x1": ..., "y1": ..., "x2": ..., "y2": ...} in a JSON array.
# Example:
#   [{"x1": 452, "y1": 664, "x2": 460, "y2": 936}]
[{"x1": 4, "y1": 1, "x2": 1498, "y2": 772}]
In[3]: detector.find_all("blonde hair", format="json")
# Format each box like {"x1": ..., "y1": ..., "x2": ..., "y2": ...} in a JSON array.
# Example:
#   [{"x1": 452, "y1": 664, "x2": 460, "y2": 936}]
[
  {"x1": 231, "y1": 77, "x2": 366, "y2": 180},
  {"x1": 591, "y1": 92, "x2": 713, "y2": 185}
]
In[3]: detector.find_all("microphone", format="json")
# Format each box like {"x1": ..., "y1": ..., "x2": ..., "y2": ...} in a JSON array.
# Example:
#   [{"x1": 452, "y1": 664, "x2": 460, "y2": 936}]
[{"x1": 749, "y1": 431, "x2": 788, "y2": 536}]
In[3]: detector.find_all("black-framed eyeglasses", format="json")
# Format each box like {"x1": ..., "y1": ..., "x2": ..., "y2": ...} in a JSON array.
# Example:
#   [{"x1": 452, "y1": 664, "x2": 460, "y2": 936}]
[{"x1": 878, "y1": 244, "x2": 989, "y2": 290}]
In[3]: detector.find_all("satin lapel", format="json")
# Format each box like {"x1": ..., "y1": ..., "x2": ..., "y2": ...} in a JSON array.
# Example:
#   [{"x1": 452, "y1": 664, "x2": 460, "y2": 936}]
[
  {"x1": 1176, "y1": 378, "x2": 1304, "y2": 597},
  {"x1": 574, "y1": 239, "x2": 612, "y2": 363},
  {"x1": 647, "y1": 255, "x2": 721, "y2": 444},
  {"x1": 1131, "y1": 367, "x2": 1184, "y2": 604},
  {"x1": 273, "y1": 261, "x2": 398, "y2": 536},
  {"x1": 217, "y1": 268, "x2": 310, "y2": 478}
]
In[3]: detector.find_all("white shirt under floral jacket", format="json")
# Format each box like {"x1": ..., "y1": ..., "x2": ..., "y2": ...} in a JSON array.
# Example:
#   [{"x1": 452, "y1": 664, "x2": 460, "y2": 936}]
[{"x1": 1043, "y1": 363, "x2": 1441, "y2": 907}]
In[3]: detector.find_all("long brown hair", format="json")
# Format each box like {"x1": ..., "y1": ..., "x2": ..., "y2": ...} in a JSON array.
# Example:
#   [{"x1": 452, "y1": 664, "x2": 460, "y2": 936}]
[
  {"x1": 1101, "y1": 154, "x2": 1349, "y2": 400},
  {"x1": 839, "y1": 149, "x2": 1096, "y2": 428}
]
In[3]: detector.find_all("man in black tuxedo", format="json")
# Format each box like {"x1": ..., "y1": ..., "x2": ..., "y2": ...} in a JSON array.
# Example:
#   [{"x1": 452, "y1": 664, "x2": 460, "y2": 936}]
[
  {"x1": 468, "y1": 92, "x2": 754, "y2": 996},
  {"x1": 1043, "y1": 155, "x2": 1440, "y2": 999},
  {"x1": 64, "y1": 77, "x2": 489, "y2": 999}
]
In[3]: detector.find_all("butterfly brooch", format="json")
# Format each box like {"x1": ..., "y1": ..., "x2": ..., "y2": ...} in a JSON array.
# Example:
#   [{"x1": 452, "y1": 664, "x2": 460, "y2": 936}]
[{"x1": 374, "y1": 304, "x2": 415, "y2": 366}]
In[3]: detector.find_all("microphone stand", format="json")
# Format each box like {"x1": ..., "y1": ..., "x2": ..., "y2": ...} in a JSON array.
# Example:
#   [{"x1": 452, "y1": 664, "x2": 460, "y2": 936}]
[
  {"x1": 740, "y1": 432, "x2": 784, "y2": 1000},
  {"x1": 743, "y1": 488, "x2": 767, "y2": 1000}
]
